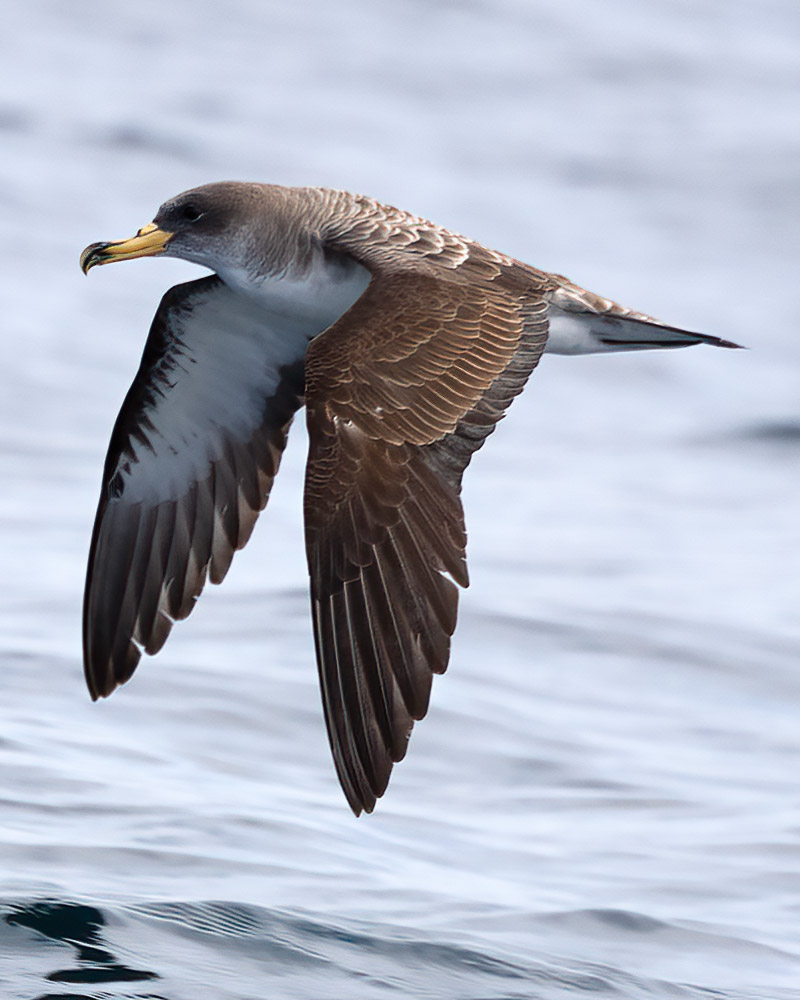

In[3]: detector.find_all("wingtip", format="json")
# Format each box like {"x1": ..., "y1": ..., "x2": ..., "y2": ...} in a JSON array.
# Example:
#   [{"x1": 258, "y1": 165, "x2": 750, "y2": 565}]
[
  {"x1": 347, "y1": 792, "x2": 374, "y2": 818},
  {"x1": 83, "y1": 669, "x2": 109, "y2": 702},
  {"x1": 83, "y1": 660, "x2": 100, "y2": 701},
  {"x1": 83, "y1": 650, "x2": 125, "y2": 702}
]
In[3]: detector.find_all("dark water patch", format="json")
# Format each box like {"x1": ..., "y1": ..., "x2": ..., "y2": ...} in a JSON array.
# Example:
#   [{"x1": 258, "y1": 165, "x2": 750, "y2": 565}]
[
  {"x1": 4, "y1": 899, "x2": 158, "y2": 989},
  {"x1": 739, "y1": 420, "x2": 800, "y2": 445},
  {"x1": 694, "y1": 419, "x2": 800, "y2": 449},
  {"x1": 35, "y1": 995, "x2": 167, "y2": 1000}
]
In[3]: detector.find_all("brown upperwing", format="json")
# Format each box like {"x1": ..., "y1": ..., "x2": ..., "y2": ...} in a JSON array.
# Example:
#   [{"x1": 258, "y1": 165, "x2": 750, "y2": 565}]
[{"x1": 302, "y1": 256, "x2": 549, "y2": 814}]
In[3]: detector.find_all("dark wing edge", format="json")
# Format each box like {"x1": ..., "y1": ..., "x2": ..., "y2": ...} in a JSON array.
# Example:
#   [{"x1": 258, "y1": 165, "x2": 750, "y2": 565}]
[
  {"x1": 83, "y1": 276, "x2": 306, "y2": 700},
  {"x1": 303, "y1": 265, "x2": 549, "y2": 814}
]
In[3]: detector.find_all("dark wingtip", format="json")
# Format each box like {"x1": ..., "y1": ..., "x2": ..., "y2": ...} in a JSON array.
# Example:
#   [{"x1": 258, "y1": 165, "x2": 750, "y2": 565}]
[
  {"x1": 83, "y1": 667, "x2": 101, "y2": 701},
  {"x1": 83, "y1": 664, "x2": 107, "y2": 701},
  {"x1": 346, "y1": 790, "x2": 371, "y2": 818}
]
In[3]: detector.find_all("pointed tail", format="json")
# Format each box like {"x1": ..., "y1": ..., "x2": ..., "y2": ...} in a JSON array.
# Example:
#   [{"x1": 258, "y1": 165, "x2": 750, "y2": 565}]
[{"x1": 543, "y1": 281, "x2": 744, "y2": 355}]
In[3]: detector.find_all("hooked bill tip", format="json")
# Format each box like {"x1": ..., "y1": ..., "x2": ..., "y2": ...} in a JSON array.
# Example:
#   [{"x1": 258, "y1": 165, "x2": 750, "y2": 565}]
[{"x1": 80, "y1": 242, "x2": 112, "y2": 274}]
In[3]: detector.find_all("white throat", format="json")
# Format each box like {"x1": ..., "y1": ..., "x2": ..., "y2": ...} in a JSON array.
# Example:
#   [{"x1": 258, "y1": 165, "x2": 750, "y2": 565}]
[{"x1": 214, "y1": 251, "x2": 372, "y2": 338}]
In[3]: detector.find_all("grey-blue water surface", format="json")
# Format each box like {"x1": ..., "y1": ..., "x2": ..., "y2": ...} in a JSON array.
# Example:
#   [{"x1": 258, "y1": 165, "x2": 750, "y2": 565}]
[{"x1": 1, "y1": 1, "x2": 799, "y2": 997}]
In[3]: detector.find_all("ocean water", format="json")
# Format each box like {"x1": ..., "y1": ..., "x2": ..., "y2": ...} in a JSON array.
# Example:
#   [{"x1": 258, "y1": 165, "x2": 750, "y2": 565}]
[{"x1": 1, "y1": 1, "x2": 799, "y2": 997}]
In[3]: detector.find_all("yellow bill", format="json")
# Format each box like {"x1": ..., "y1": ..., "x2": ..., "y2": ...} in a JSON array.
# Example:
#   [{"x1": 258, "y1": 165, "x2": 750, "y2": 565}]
[{"x1": 80, "y1": 222, "x2": 173, "y2": 274}]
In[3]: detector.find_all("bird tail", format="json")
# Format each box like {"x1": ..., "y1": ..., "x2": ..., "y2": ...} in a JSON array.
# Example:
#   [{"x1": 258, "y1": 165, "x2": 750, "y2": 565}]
[
  {"x1": 543, "y1": 283, "x2": 744, "y2": 355},
  {"x1": 585, "y1": 314, "x2": 743, "y2": 352}
]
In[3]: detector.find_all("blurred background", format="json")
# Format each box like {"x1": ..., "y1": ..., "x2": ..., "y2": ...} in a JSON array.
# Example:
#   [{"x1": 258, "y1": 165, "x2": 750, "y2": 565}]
[{"x1": 0, "y1": 1, "x2": 798, "y2": 997}]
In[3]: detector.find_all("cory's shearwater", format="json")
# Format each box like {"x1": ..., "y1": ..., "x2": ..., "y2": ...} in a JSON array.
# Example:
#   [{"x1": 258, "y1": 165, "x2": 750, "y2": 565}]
[{"x1": 80, "y1": 182, "x2": 740, "y2": 814}]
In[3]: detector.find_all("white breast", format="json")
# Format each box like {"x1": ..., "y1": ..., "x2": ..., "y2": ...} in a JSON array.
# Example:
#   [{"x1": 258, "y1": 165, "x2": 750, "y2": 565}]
[{"x1": 215, "y1": 251, "x2": 372, "y2": 337}]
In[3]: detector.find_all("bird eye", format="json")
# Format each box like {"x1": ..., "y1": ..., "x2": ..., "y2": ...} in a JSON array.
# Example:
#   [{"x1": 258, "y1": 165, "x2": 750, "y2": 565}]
[{"x1": 180, "y1": 204, "x2": 203, "y2": 222}]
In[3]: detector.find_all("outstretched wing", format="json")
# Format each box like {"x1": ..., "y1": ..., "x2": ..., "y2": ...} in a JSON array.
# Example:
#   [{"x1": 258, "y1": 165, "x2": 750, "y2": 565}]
[
  {"x1": 303, "y1": 259, "x2": 549, "y2": 814},
  {"x1": 84, "y1": 275, "x2": 310, "y2": 699}
]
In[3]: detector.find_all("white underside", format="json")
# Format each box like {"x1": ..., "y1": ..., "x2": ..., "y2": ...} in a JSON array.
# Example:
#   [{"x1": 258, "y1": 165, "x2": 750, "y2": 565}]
[
  {"x1": 215, "y1": 254, "x2": 372, "y2": 330},
  {"x1": 544, "y1": 308, "x2": 609, "y2": 355},
  {"x1": 117, "y1": 253, "x2": 372, "y2": 505},
  {"x1": 544, "y1": 305, "x2": 679, "y2": 355}
]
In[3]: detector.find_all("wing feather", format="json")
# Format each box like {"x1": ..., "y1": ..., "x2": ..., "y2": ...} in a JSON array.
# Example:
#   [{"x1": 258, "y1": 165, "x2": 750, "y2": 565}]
[
  {"x1": 303, "y1": 253, "x2": 549, "y2": 813},
  {"x1": 83, "y1": 276, "x2": 309, "y2": 699}
]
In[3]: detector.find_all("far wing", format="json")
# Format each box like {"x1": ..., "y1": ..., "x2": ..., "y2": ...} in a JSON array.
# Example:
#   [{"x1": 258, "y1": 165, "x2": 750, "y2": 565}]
[
  {"x1": 84, "y1": 275, "x2": 309, "y2": 699},
  {"x1": 303, "y1": 261, "x2": 549, "y2": 814}
]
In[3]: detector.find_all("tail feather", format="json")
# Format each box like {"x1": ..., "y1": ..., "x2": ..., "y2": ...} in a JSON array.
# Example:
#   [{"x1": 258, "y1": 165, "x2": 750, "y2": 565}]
[
  {"x1": 544, "y1": 281, "x2": 744, "y2": 355},
  {"x1": 593, "y1": 315, "x2": 743, "y2": 352}
]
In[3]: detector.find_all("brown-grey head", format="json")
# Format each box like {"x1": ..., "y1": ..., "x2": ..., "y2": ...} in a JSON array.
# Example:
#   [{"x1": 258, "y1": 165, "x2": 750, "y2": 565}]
[{"x1": 80, "y1": 182, "x2": 307, "y2": 280}]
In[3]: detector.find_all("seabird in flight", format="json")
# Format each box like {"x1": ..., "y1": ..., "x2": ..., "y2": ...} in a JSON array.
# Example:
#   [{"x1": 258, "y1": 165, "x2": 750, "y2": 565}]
[{"x1": 80, "y1": 182, "x2": 740, "y2": 814}]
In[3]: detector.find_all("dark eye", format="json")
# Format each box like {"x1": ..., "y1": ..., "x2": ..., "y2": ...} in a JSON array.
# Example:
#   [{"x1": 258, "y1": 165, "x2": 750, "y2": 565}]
[{"x1": 180, "y1": 204, "x2": 203, "y2": 222}]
